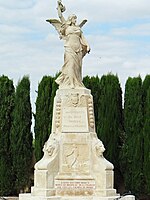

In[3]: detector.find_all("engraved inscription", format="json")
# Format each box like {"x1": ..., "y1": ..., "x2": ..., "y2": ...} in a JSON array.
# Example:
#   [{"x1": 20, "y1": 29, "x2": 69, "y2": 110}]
[
  {"x1": 55, "y1": 180, "x2": 96, "y2": 190},
  {"x1": 62, "y1": 107, "x2": 88, "y2": 132}
]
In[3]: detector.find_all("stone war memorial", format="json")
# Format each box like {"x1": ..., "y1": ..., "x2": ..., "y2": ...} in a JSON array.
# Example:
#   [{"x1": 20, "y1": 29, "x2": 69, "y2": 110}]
[{"x1": 19, "y1": 1, "x2": 135, "y2": 200}]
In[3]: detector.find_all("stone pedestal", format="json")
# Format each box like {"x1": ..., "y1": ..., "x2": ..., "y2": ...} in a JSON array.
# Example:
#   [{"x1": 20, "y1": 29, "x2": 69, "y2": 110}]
[{"x1": 19, "y1": 88, "x2": 134, "y2": 200}]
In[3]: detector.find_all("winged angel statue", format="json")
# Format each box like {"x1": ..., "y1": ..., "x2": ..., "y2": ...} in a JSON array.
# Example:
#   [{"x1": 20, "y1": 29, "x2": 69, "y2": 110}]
[{"x1": 46, "y1": 0, "x2": 90, "y2": 89}]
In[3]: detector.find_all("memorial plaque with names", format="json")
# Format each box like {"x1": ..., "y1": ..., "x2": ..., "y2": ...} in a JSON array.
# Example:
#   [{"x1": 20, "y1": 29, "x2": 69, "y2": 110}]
[
  {"x1": 62, "y1": 107, "x2": 88, "y2": 132},
  {"x1": 55, "y1": 180, "x2": 96, "y2": 190}
]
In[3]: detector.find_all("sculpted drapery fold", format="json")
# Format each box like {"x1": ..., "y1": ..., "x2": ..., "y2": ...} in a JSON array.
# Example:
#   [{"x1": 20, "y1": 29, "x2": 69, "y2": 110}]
[{"x1": 46, "y1": 0, "x2": 90, "y2": 89}]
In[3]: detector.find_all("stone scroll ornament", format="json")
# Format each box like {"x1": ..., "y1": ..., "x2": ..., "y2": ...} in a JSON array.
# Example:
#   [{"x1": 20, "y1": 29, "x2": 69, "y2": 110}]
[{"x1": 46, "y1": 0, "x2": 90, "y2": 89}]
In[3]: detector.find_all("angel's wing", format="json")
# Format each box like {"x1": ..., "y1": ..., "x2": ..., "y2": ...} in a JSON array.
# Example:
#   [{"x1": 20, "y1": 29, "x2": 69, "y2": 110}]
[
  {"x1": 78, "y1": 19, "x2": 87, "y2": 28},
  {"x1": 46, "y1": 19, "x2": 62, "y2": 36}
]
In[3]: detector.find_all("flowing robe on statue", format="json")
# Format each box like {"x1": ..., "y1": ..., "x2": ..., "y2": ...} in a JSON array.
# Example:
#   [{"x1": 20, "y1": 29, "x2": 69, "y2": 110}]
[{"x1": 55, "y1": 25, "x2": 88, "y2": 89}]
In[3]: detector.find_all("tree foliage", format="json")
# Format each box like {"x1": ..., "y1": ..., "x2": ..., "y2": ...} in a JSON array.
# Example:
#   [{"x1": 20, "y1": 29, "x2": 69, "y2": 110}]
[
  {"x1": 83, "y1": 75, "x2": 100, "y2": 130},
  {"x1": 34, "y1": 76, "x2": 58, "y2": 161},
  {"x1": 11, "y1": 76, "x2": 33, "y2": 193},
  {"x1": 121, "y1": 76, "x2": 144, "y2": 194},
  {"x1": 84, "y1": 74, "x2": 123, "y2": 190},
  {"x1": 97, "y1": 74, "x2": 123, "y2": 168},
  {"x1": 1, "y1": 73, "x2": 150, "y2": 196},
  {"x1": 0, "y1": 75, "x2": 14, "y2": 195},
  {"x1": 142, "y1": 75, "x2": 150, "y2": 194}
]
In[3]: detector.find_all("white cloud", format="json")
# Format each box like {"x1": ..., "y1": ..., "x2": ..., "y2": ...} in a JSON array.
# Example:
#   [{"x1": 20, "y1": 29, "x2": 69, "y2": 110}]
[
  {"x1": 112, "y1": 23, "x2": 150, "y2": 36},
  {"x1": 63, "y1": 0, "x2": 150, "y2": 22},
  {"x1": 0, "y1": 0, "x2": 150, "y2": 123},
  {"x1": 0, "y1": 0, "x2": 36, "y2": 9}
]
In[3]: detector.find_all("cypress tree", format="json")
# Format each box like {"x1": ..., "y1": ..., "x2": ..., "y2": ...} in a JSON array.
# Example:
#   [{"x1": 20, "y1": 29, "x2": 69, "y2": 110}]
[
  {"x1": 83, "y1": 75, "x2": 100, "y2": 137},
  {"x1": 11, "y1": 76, "x2": 33, "y2": 193},
  {"x1": 96, "y1": 74, "x2": 123, "y2": 191},
  {"x1": 0, "y1": 75, "x2": 14, "y2": 195},
  {"x1": 49, "y1": 76, "x2": 58, "y2": 132},
  {"x1": 34, "y1": 76, "x2": 54, "y2": 161},
  {"x1": 97, "y1": 74, "x2": 123, "y2": 168},
  {"x1": 83, "y1": 75, "x2": 91, "y2": 89},
  {"x1": 142, "y1": 75, "x2": 150, "y2": 194},
  {"x1": 121, "y1": 76, "x2": 143, "y2": 194},
  {"x1": 83, "y1": 75, "x2": 100, "y2": 131}
]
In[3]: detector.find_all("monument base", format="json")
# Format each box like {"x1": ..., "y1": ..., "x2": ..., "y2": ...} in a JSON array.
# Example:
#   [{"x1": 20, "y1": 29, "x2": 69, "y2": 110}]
[
  {"x1": 19, "y1": 193, "x2": 135, "y2": 200},
  {"x1": 19, "y1": 88, "x2": 135, "y2": 200}
]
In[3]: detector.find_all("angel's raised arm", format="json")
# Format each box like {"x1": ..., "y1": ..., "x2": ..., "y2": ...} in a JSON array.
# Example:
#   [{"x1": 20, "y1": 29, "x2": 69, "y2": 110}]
[{"x1": 57, "y1": 0, "x2": 66, "y2": 24}]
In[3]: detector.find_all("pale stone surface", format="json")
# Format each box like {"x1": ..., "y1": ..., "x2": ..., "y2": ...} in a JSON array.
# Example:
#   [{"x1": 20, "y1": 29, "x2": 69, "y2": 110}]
[
  {"x1": 19, "y1": 88, "x2": 122, "y2": 200},
  {"x1": 120, "y1": 196, "x2": 135, "y2": 200},
  {"x1": 19, "y1": 193, "x2": 135, "y2": 200},
  {"x1": 46, "y1": 1, "x2": 90, "y2": 89},
  {"x1": 62, "y1": 107, "x2": 88, "y2": 132}
]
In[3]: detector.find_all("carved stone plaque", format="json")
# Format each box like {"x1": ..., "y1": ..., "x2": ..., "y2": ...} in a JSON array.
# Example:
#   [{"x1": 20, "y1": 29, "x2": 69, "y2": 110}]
[
  {"x1": 62, "y1": 143, "x2": 90, "y2": 173},
  {"x1": 55, "y1": 180, "x2": 96, "y2": 190},
  {"x1": 62, "y1": 107, "x2": 88, "y2": 132},
  {"x1": 55, "y1": 179, "x2": 95, "y2": 196}
]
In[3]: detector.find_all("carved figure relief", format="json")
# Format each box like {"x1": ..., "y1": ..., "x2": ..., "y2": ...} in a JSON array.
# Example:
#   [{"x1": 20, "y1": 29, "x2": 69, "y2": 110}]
[
  {"x1": 63, "y1": 143, "x2": 89, "y2": 172},
  {"x1": 63, "y1": 93, "x2": 88, "y2": 107},
  {"x1": 70, "y1": 93, "x2": 79, "y2": 107},
  {"x1": 65, "y1": 144, "x2": 79, "y2": 169}
]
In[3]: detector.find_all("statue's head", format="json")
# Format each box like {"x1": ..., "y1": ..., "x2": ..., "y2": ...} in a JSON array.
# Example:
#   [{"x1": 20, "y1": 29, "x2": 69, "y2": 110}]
[{"x1": 67, "y1": 14, "x2": 77, "y2": 25}]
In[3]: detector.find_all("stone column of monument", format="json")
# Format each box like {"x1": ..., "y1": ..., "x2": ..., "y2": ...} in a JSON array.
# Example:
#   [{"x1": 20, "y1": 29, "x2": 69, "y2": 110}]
[{"x1": 19, "y1": 1, "x2": 135, "y2": 200}]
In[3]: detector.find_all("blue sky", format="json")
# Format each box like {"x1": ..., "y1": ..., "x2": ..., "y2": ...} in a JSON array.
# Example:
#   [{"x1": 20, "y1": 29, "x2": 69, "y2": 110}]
[{"x1": 0, "y1": 0, "x2": 150, "y2": 112}]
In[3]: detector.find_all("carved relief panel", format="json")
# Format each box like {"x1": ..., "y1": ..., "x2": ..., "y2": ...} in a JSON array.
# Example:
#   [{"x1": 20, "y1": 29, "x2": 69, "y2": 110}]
[{"x1": 61, "y1": 143, "x2": 90, "y2": 174}]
